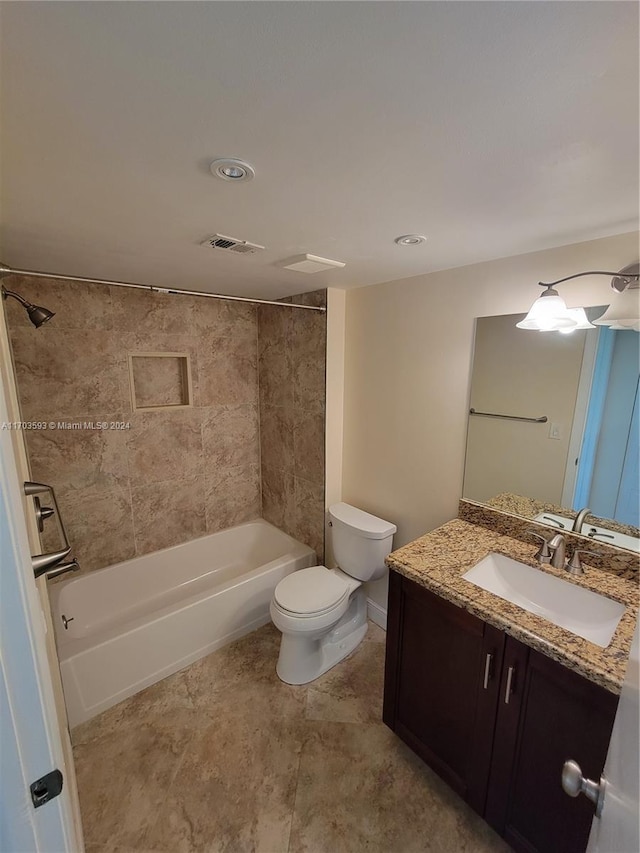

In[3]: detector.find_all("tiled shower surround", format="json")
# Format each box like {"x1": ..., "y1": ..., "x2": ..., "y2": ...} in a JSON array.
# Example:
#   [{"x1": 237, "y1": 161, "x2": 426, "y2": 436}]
[
  {"x1": 5, "y1": 275, "x2": 326, "y2": 571},
  {"x1": 258, "y1": 291, "x2": 326, "y2": 559}
]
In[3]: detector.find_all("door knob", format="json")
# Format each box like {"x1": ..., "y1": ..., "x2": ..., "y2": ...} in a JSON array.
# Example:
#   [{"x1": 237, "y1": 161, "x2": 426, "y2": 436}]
[{"x1": 561, "y1": 759, "x2": 606, "y2": 818}]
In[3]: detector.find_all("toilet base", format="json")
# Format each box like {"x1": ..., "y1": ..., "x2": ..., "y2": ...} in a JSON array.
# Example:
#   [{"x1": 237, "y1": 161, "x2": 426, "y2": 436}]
[{"x1": 275, "y1": 587, "x2": 368, "y2": 685}]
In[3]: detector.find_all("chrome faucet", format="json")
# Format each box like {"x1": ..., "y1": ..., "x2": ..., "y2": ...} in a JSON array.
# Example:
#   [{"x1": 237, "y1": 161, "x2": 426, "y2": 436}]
[
  {"x1": 572, "y1": 507, "x2": 592, "y2": 533},
  {"x1": 548, "y1": 533, "x2": 567, "y2": 570},
  {"x1": 528, "y1": 529, "x2": 601, "y2": 575}
]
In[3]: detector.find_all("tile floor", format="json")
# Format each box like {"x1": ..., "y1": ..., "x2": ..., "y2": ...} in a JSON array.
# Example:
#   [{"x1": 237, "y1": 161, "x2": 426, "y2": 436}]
[{"x1": 72, "y1": 622, "x2": 510, "y2": 853}]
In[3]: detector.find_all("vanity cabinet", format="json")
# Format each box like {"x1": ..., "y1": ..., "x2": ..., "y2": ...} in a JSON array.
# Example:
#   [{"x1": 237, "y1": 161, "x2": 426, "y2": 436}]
[
  {"x1": 383, "y1": 571, "x2": 619, "y2": 853},
  {"x1": 383, "y1": 570, "x2": 506, "y2": 813}
]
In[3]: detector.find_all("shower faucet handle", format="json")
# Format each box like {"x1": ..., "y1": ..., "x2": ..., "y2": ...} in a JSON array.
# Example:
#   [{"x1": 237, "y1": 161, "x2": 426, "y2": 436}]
[
  {"x1": 25, "y1": 481, "x2": 73, "y2": 577},
  {"x1": 31, "y1": 547, "x2": 72, "y2": 578},
  {"x1": 25, "y1": 481, "x2": 70, "y2": 550},
  {"x1": 33, "y1": 496, "x2": 55, "y2": 532}
]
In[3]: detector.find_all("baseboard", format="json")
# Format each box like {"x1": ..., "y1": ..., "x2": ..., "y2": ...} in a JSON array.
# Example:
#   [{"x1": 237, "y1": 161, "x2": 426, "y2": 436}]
[{"x1": 367, "y1": 598, "x2": 387, "y2": 632}]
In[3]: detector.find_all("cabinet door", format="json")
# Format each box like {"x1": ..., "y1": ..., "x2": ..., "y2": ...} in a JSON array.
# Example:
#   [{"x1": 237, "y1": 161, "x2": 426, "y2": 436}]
[
  {"x1": 487, "y1": 637, "x2": 618, "y2": 853},
  {"x1": 383, "y1": 572, "x2": 505, "y2": 812}
]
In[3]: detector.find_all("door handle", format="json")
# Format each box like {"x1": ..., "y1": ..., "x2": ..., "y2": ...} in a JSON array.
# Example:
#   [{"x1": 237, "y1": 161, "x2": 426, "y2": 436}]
[
  {"x1": 504, "y1": 665, "x2": 516, "y2": 704},
  {"x1": 24, "y1": 481, "x2": 72, "y2": 577},
  {"x1": 483, "y1": 653, "x2": 493, "y2": 689},
  {"x1": 562, "y1": 759, "x2": 606, "y2": 818}
]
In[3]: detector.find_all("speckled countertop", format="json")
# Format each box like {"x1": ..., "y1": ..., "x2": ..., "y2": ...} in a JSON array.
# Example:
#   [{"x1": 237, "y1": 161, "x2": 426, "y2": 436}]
[
  {"x1": 486, "y1": 492, "x2": 640, "y2": 540},
  {"x1": 386, "y1": 519, "x2": 639, "y2": 695}
]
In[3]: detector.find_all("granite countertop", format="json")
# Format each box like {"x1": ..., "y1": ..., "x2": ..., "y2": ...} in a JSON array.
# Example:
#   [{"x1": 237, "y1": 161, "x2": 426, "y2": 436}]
[
  {"x1": 486, "y1": 492, "x2": 640, "y2": 540},
  {"x1": 386, "y1": 518, "x2": 639, "y2": 695}
]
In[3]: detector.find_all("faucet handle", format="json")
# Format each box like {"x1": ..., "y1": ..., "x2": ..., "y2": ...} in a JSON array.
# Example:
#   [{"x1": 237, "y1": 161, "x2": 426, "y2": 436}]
[
  {"x1": 526, "y1": 529, "x2": 552, "y2": 564},
  {"x1": 586, "y1": 527, "x2": 615, "y2": 541},
  {"x1": 566, "y1": 548, "x2": 603, "y2": 576}
]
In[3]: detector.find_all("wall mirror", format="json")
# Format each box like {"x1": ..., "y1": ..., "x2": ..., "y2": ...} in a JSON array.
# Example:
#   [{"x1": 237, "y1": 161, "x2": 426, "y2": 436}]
[{"x1": 463, "y1": 308, "x2": 640, "y2": 554}]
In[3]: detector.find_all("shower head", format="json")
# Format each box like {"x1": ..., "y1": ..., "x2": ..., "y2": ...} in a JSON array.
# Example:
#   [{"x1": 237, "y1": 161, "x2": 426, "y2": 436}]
[
  {"x1": 26, "y1": 303, "x2": 55, "y2": 328},
  {"x1": 1, "y1": 287, "x2": 55, "y2": 328}
]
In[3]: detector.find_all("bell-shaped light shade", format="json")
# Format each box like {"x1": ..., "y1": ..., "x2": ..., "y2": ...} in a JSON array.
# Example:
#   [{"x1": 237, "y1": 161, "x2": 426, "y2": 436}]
[
  {"x1": 557, "y1": 308, "x2": 596, "y2": 334},
  {"x1": 516, "y1": 288, "x2": 577, "y2": 331},
  {"x1": 592, "y1": 286, "x2": 640, "y2": 329}
]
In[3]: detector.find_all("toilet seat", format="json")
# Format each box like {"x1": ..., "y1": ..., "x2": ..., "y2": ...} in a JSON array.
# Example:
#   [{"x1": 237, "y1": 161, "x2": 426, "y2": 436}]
[{"x1": 274, "y1": 566, "x2": 350, "y2": 617}]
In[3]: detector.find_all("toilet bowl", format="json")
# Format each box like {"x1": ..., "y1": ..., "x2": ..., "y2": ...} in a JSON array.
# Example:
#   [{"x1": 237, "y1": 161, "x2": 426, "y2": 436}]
[{"x1": 270, "y1": 503, "x2": 396, "y2": 684}]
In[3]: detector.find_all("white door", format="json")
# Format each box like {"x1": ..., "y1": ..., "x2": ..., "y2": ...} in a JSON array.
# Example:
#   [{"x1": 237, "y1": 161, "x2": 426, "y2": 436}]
[
  {"x1": 0, "y1": 297, "x2": 84, "y2": 850},
  {"x1": 0, "y1": 383, "x2": 83, "y2": 850},
  {"x1": 587, "y1": 616, "x2": 640, "y2": 852}
]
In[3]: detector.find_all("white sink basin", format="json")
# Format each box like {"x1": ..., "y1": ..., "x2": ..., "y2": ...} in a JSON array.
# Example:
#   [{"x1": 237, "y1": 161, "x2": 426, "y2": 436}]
[
  {"x1": 462, "y1": 553, "x2": 625, "y2": 648},
  {"x1": 534, "y1": 512, "x2": 640, "y2": 554}
]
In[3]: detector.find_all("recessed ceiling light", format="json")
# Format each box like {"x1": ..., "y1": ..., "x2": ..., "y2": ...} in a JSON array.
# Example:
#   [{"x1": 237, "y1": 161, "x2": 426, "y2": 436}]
[
  {"x1": 395, "y1": 234, "x2": 427, "y2": 246},
  {"x1": 210, "y1": 158, "x2": 255, "y2": 182}
]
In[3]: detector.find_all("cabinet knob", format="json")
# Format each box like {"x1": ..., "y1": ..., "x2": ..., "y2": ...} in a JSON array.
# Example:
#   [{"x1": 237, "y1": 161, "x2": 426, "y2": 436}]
[{"x1": 561, "y1": 760, "x2": 606, "y2": 818}]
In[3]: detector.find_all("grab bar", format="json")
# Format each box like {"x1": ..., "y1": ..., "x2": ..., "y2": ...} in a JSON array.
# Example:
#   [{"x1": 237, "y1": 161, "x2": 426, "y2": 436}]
[
  {"x1": 24, "y1": 481, "x2": 72, "y2": 576},
  {"x1": 469, "y1": 408, "x2": 548, "y2": 424}
]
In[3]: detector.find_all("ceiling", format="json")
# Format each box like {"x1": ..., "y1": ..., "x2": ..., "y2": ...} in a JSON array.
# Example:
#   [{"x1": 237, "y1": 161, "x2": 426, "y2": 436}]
[{"x1": 0, "y1": 2, "x2": 638, "y2": 300}]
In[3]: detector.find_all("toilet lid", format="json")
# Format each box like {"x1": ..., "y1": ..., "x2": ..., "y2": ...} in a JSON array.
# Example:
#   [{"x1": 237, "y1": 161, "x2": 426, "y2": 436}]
[{"x1": 274, "y1": 566, "x2": 349, "y2": 616}]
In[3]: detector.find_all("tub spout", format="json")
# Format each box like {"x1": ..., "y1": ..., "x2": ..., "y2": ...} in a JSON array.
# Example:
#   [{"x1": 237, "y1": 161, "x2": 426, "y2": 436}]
[{"x1": 44, "y1": 559, "x2": 80, "y2": 581}]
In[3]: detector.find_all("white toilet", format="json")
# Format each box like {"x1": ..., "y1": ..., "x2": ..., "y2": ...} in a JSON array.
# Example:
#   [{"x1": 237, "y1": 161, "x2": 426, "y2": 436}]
[{"x1": 270, "y1": 502, "x2": 396, "y2": 684}]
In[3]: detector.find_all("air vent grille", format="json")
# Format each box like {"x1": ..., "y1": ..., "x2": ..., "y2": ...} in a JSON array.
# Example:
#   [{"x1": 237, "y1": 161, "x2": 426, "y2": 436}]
[{"x1": 201, "y1": 234, "x2": 265, "y2": 255}]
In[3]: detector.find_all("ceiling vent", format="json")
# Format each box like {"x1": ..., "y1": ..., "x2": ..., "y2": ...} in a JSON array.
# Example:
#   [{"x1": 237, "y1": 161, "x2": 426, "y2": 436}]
[
  {"x1": 201, "y1": 234, "x2": 265, "y2": 255},
  {"x1": 281, "y1": 254, "x2": 346, "y2": 274}
]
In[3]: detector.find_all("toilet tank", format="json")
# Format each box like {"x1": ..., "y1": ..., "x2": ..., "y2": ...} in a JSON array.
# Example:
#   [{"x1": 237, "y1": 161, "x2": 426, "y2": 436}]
[{"x1": 328, "y1": 503, "x2": 397, "y2": 582}]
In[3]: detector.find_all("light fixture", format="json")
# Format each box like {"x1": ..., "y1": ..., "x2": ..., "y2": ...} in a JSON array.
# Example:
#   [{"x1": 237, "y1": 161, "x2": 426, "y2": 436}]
[
  {"x1": 209, "y1": 158, "x2": 255, "y2": 182},
  {"x1": 592, "y1": 268, "x2": 640, "y2": 330},
  {"x1": 516, "y1": 285, "x2": 576, "y2": 331},
  {"x1": 1, "y1": 286, "x2": 55, "y2": 328},
  {"x1": 518, "y1": 265, "x2": 640, "y2": 333},
  {"x1": 394, "y1": 234, "x2": 427, "y2": 246},
  {"x1": 558, "y1": 308, "x2": 596, "y2": 334}
]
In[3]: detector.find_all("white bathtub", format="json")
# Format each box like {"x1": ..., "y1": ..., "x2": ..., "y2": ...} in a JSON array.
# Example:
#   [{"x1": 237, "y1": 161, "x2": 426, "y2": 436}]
[{"x1": 49, "y1": 519, "x2": 316, "y2": 727}]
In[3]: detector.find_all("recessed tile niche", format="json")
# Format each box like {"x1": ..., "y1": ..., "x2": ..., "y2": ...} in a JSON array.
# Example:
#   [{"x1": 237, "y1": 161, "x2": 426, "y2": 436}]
[{"x1": 128, "y1": 352, "x2": 193, "y2": 412}]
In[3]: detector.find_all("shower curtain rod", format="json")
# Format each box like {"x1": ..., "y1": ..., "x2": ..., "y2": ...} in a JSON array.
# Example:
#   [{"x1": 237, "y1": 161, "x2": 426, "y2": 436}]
[{"x1": 0, "y1": 262, "x2": 327, "y2": 313}]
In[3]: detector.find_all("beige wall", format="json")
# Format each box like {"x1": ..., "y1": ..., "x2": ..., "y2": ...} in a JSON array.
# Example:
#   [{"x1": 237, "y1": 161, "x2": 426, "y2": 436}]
[
  {"x1": 341, "y1": 231, "x2": 639, "y2": 610},
  {"x1": 258, "y1": 290, "x2": 327, "y2": 560},
  {"x1": 6, "y1": 274, "x2": 261, "y2": 571},
  {"x1": 465, "y1": 313, "x2": 586, "y2": 505},
  {"x1": 324, "y1": 288, "x2": 346, "y2": 568}
]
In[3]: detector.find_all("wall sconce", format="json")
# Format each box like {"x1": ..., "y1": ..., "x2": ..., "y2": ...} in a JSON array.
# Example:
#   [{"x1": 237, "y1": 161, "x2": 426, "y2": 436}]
[{"x1": 517, "y1": 263, "x2": 640, "y2": 332}]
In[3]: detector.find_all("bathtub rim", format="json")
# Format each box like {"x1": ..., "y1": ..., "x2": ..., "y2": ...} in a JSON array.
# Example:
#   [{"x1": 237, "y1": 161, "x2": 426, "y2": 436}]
[{"x1": 50, "y1": 517, "x2": 317, "y2": 657}]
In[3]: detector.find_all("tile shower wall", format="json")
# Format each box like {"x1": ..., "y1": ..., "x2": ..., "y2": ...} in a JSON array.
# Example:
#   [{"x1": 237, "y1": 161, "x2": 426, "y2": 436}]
[
  {"x1": 5, "y1": 275, "x2": 261, "y2": 571},
  {"x1": 258, "y1": 290, "x2": 327, "y2": 560}
]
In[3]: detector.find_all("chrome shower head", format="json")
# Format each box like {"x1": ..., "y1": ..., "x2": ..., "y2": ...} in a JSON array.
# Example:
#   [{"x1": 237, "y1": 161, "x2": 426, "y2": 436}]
[{"x1": 2, "y1": 287, "x2": 55, "y2": 328}]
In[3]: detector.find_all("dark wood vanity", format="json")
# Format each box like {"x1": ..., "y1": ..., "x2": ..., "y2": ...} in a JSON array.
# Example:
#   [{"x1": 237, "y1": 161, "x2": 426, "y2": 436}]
[{"x1": 383, "y1": 572, "x2": 619, "y2": 853}]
